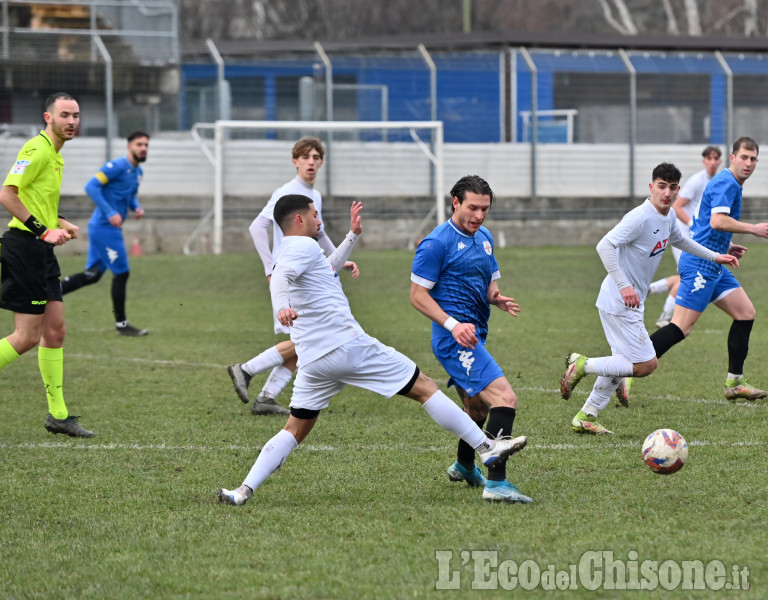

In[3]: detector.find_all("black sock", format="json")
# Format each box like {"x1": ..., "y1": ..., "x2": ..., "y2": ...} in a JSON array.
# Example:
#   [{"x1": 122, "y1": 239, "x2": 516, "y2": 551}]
[
  {"x1": 485, "y1": 406, "x2": 516, "y2": 482},
  {"x1": 61, "y1": 268, "x2": 102, "y2": 294},
  {"x1": 650, "y1": 323, "x2": 685, "y2": 358},
  {"x1": 112, "y1": 271, "x2": 129, "y2": 323},
  {"x1": 457, "y1": 416, "x2": 487, "y2": 470},
  {"x1": 728, "y1": 319, "x2": 754, "y2": 375}
]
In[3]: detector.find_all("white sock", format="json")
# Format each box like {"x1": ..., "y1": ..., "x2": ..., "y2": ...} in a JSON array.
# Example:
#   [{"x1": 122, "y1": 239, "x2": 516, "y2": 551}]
[
  {"x1": 585, "y1": 355, "x2": 633, "y2": 378},
  {"x1": 421, "y1": 391, "x2": 490, "y2": 451},
  {"x1": 260, "y1": 365, "x2": 294, "y2": 399},
  {"x1": 727, "y1": 373, "x2": 743, "y2": 381},
  {"x1": 648, "y1": 278, "x2": 669, "y2": 294},
  {"x1": 242, "y1": 429, "x2": 298, "y2": 492},
  {"x1": 662, "y1": 294, "x2": 676, "y2": 314},
  {"x1": 582, "y1": 376, "x2": 621, "y2": 416},
  {"x1": 243, "y1": 345, "x2": 283, "y2": 377}
]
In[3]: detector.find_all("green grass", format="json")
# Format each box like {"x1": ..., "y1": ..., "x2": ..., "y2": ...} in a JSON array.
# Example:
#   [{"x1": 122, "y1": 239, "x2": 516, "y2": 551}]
[{"x1": 1, "y1": 246, "x2": 766, "y2": 599}]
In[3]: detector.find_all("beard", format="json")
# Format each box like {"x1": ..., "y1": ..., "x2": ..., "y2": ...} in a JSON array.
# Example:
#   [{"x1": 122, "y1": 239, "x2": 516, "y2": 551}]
[{"x1": 132, "y1": 152, "x2": 147, "y2": 163}]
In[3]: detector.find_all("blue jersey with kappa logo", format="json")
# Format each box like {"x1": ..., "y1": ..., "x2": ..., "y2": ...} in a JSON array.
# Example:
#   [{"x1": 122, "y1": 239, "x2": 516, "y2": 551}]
[
  {"x1": 681, "y1": 169, "x2": 741, "y2": 276},
  {"x1": 86, "y1": 156, "x2": 142, "y2": 227},
  {"x1": 411, "y1": 219, "x2": 499, "y2": 340}
]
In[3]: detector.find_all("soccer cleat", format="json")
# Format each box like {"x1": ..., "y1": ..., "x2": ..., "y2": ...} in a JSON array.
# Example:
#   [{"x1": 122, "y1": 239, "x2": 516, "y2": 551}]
[
  {"x1": 477, "y1": 435, "x2": 527, "y2": 467},
  {"x1": 616, "y1": 377, "x2": 633, "y2": 407},
  {"x1": 44, "y1": 413, "x2": 95, "y2": 438},
  {"x1": 227, "y1": 364, "x2": 252, "y2": 404},
  {"x1": 560, "y1": 352, "x2": 587, "y2": 400},
  {"x1": 116, "y1": 323, "x2": 149, "y2": 336},
  {"x1": 655, "y1": 311, "x2": 673, "y2": 329},
  {"x1": 447, "y1": 461, "x2": 487, "y2": 487},
  {"x1": 482, "y1": 480, "x2": 533, "y2": 504},
  {"x1": 217, "y1": 487, "x2": 251, "y2": 506},
  {"x1": 724, "y1": 378, "x2": 767, "y2": 402},
  {"x1": 250, "y1": 393, "x2": 290, "y2": 416},
  {"x1": 571, "y1": 410, "x2": 614, "y2": 435}
]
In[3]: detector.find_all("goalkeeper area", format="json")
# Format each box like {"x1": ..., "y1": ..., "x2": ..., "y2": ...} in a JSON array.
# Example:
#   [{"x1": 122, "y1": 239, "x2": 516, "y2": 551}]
[{"x1": 190, "y1": 120, "x2": 444, "y2": 254}]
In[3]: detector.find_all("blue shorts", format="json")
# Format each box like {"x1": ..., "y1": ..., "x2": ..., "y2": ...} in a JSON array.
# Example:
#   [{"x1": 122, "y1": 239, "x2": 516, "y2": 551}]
[
  {"x1": 676, "y1": 261, "x2": 740, "y2": 313},
  {"x1": 86, "y1": 223, "x2": 129, "y2": 275},
  {"x1": 432, "y1": 334, "x2": 504, "y2": 398}
]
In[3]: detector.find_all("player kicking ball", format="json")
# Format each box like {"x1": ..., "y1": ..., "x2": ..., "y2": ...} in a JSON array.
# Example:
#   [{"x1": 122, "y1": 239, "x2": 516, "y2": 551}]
[
  {"x1": 559, "y1": 163, "x2": 738, "y2": 434},
  {"x1": 217, "y1": 195, "x2": 527, "y2": 505}
]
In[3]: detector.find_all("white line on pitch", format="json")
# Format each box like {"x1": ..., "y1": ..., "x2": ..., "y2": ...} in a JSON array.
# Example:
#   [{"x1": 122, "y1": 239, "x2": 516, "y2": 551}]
[{"x1": 0, "y1": 440, "x2": 762, "y2": 453}]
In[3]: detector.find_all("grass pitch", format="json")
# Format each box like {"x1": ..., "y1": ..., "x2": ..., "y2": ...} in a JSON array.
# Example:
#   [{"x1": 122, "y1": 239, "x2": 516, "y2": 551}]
[{"x1": 1, "y1": 245, "x2": 766, "y2": 599}]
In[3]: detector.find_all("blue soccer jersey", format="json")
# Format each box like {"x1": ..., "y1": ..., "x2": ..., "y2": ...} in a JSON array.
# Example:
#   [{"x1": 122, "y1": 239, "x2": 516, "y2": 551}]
[
  {"x1": 680, "y1": 168, "x2": 741, "y2": 276},
  {"x1": 411, "y1": 219, "x2": 500, "y2": 340},
  {"x1": 86, "y1": 156, "x2": 142, "y2": 227}
]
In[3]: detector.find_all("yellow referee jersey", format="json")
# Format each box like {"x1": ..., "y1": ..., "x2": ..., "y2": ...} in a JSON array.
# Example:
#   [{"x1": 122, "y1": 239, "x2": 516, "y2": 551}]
[{"x1": 3, "y1": 131, "x2": 64, "y2": 232}]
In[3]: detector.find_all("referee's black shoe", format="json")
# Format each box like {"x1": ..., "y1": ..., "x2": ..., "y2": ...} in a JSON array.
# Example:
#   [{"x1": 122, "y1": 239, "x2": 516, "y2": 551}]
[
  {"x1": 116, "y1": 322, "x2": 149, "y2": 336},
  {"x1": 44, "y1": 414, "x2": 95, "y2": 438}
]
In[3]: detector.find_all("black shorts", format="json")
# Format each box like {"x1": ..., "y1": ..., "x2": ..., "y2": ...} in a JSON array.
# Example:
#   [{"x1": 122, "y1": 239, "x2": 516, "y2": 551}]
[{"x1": 0, "y1": 228, "x2": 63, "y2": 315}]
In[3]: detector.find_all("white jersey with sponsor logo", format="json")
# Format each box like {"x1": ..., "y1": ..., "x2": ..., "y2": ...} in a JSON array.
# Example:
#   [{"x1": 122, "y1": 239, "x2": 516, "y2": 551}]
[
  {"x1": 272, "y1": 235, "x2": 364, "y2": 365},
  {"x1": 596, "y1": 199, "x2": 685, "y2": 316}
]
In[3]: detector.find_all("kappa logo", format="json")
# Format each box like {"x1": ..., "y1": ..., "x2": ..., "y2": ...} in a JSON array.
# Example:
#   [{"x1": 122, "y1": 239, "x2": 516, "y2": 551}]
[
  {"x1": 649, "y1": 238, "x2": 669, "y2": 258},
  {"x1": 106, "y1": 247, "x2": 119, "y2": 264},
  {"x1": 458, "y1": 350, "x2": 475, "y2": 375},
  {"x1": 457, "y1": 241, "x2": 467, "y2": 251},
  {"x1": 692, "y1": 271, "x2": 706, "y2": 292}
]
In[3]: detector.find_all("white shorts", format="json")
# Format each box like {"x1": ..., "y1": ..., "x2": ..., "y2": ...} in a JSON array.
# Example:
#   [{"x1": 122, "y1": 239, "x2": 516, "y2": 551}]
[
  {"x1": 290, "y1": 333, "x2": 417, "y2": 411},
  {"x1": 598, "y1": 308, "x2": 656, "y2": 364}
]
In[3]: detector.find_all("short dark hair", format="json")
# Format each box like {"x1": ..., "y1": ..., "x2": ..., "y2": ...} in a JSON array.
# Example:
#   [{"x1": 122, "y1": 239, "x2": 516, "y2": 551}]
[
  {"x1": 652, "y1": 162, "x2": 681, "y2": 183},
  {"x1": 732, "y1": 137, "x2": 759, "y2": 156},
  {"x1": 449, "y1": 175, "x2": 495, "y2": 212},
  {"x1": 292, "y1": 136, "x2": 325, "y2": 160},
  {"x1": 45, "y1": 92, "x2": 75, "y2": 113},
  {"x1": 702, "y1": 145, "x2": 721, "y2": 159},
  {"x1": 127, "y1": 130, "x2": 150, "y2": 142},
  {"x1": 273, "y1": 194, "x2": 314, "y2": 232}
]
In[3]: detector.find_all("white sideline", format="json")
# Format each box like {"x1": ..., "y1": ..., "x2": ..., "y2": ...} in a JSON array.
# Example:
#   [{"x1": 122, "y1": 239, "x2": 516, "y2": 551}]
[{"x1": 0, "y1": 440, "x2": 762, "y2": 452}]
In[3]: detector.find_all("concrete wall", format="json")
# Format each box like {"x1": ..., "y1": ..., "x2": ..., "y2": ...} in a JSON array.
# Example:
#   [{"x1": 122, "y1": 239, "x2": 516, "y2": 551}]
[{"x1": 3, "y1": 135, "x2": 767, "y2": 253}]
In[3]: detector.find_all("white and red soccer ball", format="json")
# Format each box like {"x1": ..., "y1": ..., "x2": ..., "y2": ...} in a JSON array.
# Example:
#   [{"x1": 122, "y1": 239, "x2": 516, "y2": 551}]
[{"x1": 642, "y1": 429, "x2": 688, "y2": 474}]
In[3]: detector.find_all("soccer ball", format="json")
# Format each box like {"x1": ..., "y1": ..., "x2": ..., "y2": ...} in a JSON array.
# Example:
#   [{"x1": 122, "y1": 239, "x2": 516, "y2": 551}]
[{"x1": 641, "y1": 429, "x2": 688, "y2": 474}]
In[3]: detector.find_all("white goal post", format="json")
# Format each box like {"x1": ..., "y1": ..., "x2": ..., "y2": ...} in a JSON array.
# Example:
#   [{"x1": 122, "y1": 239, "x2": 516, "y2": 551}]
[{"x1": 189, "y1": 120, "x2": 444, "y2": 254}]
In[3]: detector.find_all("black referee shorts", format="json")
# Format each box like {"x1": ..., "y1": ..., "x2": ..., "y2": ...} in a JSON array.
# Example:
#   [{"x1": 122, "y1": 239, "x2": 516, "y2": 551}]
[{"x1": 0, "y1": 228, "x2": 63, "y2": 315}]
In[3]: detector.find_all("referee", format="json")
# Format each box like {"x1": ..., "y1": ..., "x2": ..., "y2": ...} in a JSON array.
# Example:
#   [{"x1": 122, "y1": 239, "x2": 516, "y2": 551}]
[{"x1": 0, "y1": 92, "x2": 94, "y2": 437}]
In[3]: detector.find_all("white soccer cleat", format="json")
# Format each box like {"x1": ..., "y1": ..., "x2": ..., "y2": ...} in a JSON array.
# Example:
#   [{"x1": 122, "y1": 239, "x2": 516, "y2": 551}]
[
  {"x1": 217, "y1": 487, "x2": 250, "y2": 506},
  {"x1": 477, "y1": 435, "x2": 527, "y2": 467}
]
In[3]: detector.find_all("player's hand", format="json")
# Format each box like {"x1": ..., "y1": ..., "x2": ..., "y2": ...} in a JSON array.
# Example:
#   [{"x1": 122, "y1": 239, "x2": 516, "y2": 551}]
[
  {"x1": 728, "y1": 243, "x2": 747, "y2": 259},
  {"x1": 452, "y1": 322, "x2": 478, "y2": 349},
  {"x1": 277, "y1": 307, "x2": 298, "y2": 327},
  {"x1": 58, "y1": 218, "x2": 79, "y2": 240},
  {"x1": 619, "y1": 286, "x2": 640, "y2": 309},
  {"x1": 108, "y1": 214, "x2": 124, "y2": 227},
  {"x1": 750, "y1": 222, "x2": 768, "y2": 238},
  {"x1": 343, "y1": 261, "x2": 360, "y2": 278},
  {"x1": 716, "y1": 253, "x2": 739, "y2": 269},
  {"x1": 489, "y1": 289, "x2": 520, "y2": 317},
  {"x1": 43, "y1": 228, "x2": 72, "y2": 246},
  {"x1": 349, "y1": 201, "x2": 362, "y2": 235},
  {"x1": 135, "y1": 207, "x2": 145, "y2": 220}
]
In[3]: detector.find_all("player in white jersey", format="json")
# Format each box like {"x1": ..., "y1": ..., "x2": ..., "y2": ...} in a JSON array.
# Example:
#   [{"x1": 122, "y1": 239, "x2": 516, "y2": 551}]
[
  {"x1": 226, "y1": 137, "x2": 358, "y2": 415},
  {"x1": 217, "y1": 195, "x2": 527, "y2": 506},
  {"x1": 559, "y1": 163, "x2": 738, "y2": 434},
  {"x1": 652, "y1": 146, "x2": 722, "y2": 328}
]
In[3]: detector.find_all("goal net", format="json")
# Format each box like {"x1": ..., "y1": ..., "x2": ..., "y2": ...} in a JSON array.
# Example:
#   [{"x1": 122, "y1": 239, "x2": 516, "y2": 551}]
[{"x1": 188, "y1": 120, "x2": 444, "y2": 254}]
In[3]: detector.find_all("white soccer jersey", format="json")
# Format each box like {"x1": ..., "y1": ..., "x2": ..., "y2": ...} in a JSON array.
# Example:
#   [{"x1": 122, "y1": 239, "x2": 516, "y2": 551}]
[
  {"x1": 257, "y1": 176, "x2": 324, "y2": 252},
  {"x1": 678, "y1": 168, "x2": 711, "y2": 222},
  {"x1": 272, "y1": 235, "x2": 364, "y2": 365},
  {"x1": 596, "y1": 199, "x2": 685, "y2": 316}
]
